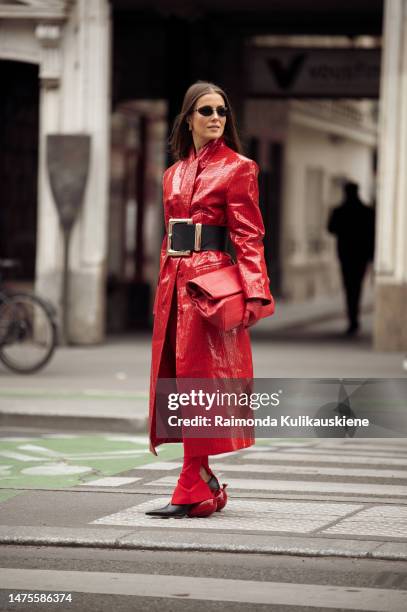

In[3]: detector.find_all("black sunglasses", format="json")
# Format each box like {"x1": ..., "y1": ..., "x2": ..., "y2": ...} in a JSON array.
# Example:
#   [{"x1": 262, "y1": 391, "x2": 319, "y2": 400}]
[{"x1": 192, "y1": 105, "x2": 228, "y2": 117}]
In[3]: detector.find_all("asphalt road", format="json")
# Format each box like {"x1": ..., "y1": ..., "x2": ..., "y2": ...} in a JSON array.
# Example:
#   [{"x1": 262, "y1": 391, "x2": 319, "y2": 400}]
[{"x1": 1, "y1": 545, "x2": 407, "y2": 612}]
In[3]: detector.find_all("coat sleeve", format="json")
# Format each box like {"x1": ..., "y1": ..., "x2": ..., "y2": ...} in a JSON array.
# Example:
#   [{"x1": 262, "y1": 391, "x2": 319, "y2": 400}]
[
  {"x1": 226, "y1": 159, "x2": 272, "y2": 304},
  {"x1": 152, "y1": 234, "x2": 167, "y2": 317},
  {"x1": 153, "y1": 171, "x2": 169, "y2": 316}
]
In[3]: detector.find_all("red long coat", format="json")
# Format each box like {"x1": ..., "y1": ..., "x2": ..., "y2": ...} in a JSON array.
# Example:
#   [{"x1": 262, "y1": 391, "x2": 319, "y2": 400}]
[{"x1": 148, "y1": 136, "x2": 273, "y2": 456}]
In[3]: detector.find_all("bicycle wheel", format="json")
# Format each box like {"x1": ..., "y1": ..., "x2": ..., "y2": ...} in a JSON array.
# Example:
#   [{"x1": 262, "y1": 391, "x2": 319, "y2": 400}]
[{"x1": 0, "y1": 293, "x2": 57, "y2": 373}]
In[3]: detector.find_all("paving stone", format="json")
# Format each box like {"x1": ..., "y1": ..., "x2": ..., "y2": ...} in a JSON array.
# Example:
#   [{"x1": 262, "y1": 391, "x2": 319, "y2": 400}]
[
  {"x1": 92, "y1": 498, "x2": 363, "y2": 533},
  {"x1": 324, "y1": 505, "x2": 407, "y2": 538}
]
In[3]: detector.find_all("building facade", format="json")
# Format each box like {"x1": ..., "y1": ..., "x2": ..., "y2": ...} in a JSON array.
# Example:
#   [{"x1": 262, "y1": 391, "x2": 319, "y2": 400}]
[
  {"x1": 0, "y1": 0, "x2": 406, "y2": 349},
  {"x1": 0, "y1": 0, "x2": 110, "y2": 344},
  {"x1": 245, "y1": 98, "x2": 377, "y2": 302}
]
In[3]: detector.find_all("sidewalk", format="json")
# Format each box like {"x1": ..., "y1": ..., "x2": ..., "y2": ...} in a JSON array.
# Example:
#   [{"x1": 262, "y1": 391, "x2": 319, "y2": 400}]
[
  {"x1": 255, "y1": 275, "x2": 374, "y2": 333},
  {"x1": 0, "y1": 287, "x2": 406, "y2": 562},
  {"x1": 0, "y1": 434, "x2": 406, "y2": 561},
  {"x1": 0, "y1": 286, "x2": 405, "y2": 433}
]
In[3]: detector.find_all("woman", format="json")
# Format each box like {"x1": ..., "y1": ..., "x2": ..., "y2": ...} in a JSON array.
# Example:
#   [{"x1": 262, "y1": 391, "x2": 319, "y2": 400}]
[{"x1": 146, "y1": 81, "x2": 273, "y2": 518}]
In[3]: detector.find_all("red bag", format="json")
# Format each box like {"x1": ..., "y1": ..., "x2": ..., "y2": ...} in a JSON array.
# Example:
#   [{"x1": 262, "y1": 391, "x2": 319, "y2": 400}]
[{"x1": 186, "y1": 264, "x2": 275, "y2": 331}]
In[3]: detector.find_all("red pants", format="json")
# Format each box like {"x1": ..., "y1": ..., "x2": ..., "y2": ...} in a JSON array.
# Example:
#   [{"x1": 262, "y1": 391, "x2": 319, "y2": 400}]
[
  {"x1": 166, "y1": 283, "x2": 215, "y2": 504},
  {"x1": 171, "y1": 453, "x2": 215, "y2": 504}
]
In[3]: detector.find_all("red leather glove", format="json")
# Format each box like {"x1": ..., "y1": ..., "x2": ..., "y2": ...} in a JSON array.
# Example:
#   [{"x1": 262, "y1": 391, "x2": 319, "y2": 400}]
[{"x1": 243, "y1": 298, "x2": 263, "y2": 328}]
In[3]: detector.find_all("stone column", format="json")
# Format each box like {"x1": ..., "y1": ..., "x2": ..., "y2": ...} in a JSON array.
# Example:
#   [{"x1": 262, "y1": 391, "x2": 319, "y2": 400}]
[
  {"x1": 63, "y1": 0, "x2": 111, "y2": 343},
  {"x1": 35, "y1": 0, "x2": 111, "y2": 344},
  {"x1": 374, "y1": 0, "x2": 407, "y2": 350},
  {"x1": 35, "y1": 24, "x2": 64, "y2": 324}
]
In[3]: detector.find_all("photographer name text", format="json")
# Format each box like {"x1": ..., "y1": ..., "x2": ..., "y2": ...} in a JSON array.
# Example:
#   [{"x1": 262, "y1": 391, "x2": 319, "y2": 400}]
[{"x1": 167, "y1": 415, "x2": 370, "y2": 427}]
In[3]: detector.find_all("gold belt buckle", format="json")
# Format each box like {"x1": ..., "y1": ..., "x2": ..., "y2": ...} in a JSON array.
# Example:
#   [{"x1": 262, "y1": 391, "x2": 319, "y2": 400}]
[{"x1": 167, "y1": 218, "x2": 202, "y2": 256}]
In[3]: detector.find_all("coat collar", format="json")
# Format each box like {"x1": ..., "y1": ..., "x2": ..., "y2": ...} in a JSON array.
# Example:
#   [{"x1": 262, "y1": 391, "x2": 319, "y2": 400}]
[
  {"x1": 176, "y1": 137, "x2": 225, "y2": 212},
  {"x1": 187, "y1": 136, "x2": 225, "y2": 169}
]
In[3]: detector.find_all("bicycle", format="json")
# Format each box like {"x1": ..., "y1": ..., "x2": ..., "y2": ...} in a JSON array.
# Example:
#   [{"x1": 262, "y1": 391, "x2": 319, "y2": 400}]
[{"x1": 0, "y1": 259, "x2": 58, "y2": 373}]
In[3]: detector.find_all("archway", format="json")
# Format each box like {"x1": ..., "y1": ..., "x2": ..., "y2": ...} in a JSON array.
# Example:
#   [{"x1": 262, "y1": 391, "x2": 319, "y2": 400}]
[{"x1": 0, "y1": 59, "x2": 39, "y2": 285}]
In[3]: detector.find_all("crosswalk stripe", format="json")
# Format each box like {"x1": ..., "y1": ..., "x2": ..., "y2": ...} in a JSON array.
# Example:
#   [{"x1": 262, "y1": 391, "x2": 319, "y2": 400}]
[
  {"x1": 1, "y1": 568, "x2": 406, "y2": 610},
  {"x1": 80, "y1": 477, "x2": 142, "y2": 487},
  {"x1": 244, "y1": 452, "x2": 407, "y2": 466},
  {"x1": 146, "y1": 476, "x2": 407, "y2": 496},
  {"x1": 211, "y1": 463, "x2": 407, "y2": 478},
  {"x1": 280, "y1": 448, "x2": 407, "y2": 458},
  {"x1": 316, "y1": 442, "x2": 407, "y2": 452},
  {"x1": 136, "y1": 461, "x2": 407, "y2": 479}
]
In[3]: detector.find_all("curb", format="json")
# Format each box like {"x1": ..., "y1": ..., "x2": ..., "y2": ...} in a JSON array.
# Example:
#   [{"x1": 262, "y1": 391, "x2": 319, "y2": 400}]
[{"x1": 1, "y1": 527, "x2": 406, "y2": 561}]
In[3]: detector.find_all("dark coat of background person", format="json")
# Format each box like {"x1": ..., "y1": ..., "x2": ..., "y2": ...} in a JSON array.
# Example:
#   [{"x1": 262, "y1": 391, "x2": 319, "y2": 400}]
[{"x1": 327, "y1": 182, "x2": 375, "y2": 334}]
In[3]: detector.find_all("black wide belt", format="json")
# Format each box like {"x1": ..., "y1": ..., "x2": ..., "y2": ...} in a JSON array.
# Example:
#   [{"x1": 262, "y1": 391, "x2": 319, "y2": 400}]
[{"x1": 167, "y1": 218, "x2": 228, "y2": 256}]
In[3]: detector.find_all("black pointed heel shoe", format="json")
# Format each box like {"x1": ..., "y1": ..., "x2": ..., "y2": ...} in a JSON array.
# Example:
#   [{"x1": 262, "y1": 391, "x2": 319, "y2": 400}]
[
  {"x1": 145, "y1": 498, "x2": 217, "y2": 518},
  {"x1": 145, "y1": 503, "x2": 194, "y2": 518}
]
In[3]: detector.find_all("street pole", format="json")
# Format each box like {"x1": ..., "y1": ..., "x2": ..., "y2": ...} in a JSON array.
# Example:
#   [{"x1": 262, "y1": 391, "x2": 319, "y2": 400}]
[{"x1": 46, "y1": 134, "x2": 91, "y2": 346}]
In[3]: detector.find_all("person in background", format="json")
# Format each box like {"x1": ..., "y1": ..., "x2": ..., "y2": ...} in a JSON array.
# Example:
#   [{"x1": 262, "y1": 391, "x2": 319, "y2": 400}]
[{"x1": 328, "y1": 181, "x2": 375, "y2": 336}]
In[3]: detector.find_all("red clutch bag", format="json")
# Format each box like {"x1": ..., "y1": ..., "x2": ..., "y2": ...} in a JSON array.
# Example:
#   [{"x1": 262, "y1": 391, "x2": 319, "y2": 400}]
[{"x1": 186, "y1": 264, "x2": 275, "y2": 331}]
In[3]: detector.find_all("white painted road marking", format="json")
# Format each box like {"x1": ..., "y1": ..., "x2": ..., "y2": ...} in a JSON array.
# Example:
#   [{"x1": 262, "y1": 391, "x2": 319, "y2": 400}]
[
  {"x1": 93, "y1": 498, "x2": 363, "y2": 533},
  {"x1": 316, "y1": 442, "x2": 407, "y2": 452},
  {"x1": 0, "y1": 450, "x2": 148, "y2": 463},
  {"x1": 1, "y1": 568, "x2": 406, "y2": 610},
  {"x1": 18, "y1": 444, "x2": 63, "y2": 456},
  {"x1": 244, "y1": 452, "x2": 407, "y2": 466},
  {"x1": 40, "y1": 434, "x2": 79, "y2": 439},
  {"x1": 52, "y1": 450, "x2": 149, "y2": 459},
  {"x1": 251, "y1": 441, "x2": 316, "y2": 448},
  {"x1": 21, "y1": 463, "x2": 93, "y2": 476},
  {"x1": 211, "y1": 463, "x2": 407, "y2": 479},
  {"x1": 0, "y1": 437, "x2": 36, "y2": 442},
  {"x1": 136, "y1": 461, "x2": 407, "y2": 479},
  {"x1": 81, "y1": 477, "x2": 142, "y2": 487},
  {"x1": 0, "y1": 451, "x2": 44, "y2": 462},
  {"x1": 104, "y1": 435, "x2": 151, "y2": 444},
  {"x1": 146, "y1": 476, "x2": 407, "y2": 497},
  {"x1": 281, "y1": 448, "x2": 407, "y2": 458}
]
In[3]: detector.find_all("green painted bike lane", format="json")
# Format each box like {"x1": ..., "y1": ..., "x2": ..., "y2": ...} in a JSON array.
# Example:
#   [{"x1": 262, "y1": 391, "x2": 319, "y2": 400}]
[
  {"x1": 0, "y1": 434, "x2": 182, "y2": 502},
  {"x1": 0, "y1": 433, "x2": 288, "y2": 503}
]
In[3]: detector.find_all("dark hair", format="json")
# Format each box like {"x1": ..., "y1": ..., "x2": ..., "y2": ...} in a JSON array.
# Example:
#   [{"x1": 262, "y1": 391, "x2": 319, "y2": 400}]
[{"x1": 168, "y1": 81, "x2": 243, "y2": 160}]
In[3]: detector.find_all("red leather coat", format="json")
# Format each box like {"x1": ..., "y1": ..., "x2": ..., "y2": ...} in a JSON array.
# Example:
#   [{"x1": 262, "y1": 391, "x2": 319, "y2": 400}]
[{"x1": 148, "y1": 136, "x2": 272, "y2": 456}]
